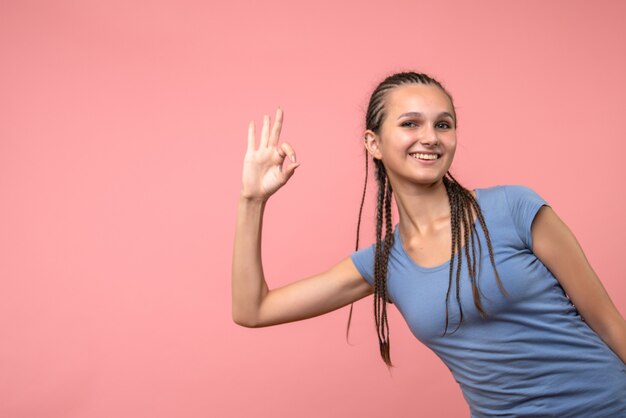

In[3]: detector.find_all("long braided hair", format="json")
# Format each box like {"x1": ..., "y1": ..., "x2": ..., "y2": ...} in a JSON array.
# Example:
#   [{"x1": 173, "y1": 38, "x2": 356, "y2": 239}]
[{"x1": 349, "y1": 72, "x2": 509, "y2": 367}]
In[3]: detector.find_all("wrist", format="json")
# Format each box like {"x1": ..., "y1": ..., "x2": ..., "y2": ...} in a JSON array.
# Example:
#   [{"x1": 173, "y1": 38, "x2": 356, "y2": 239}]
[{"x1": 239, "y1": 193, "x2": 268, "y2": 206}]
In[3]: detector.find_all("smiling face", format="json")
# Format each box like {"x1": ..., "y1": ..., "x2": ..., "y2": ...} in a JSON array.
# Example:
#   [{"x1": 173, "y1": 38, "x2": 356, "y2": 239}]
[{"x1": 365, "y1": 83, "x2": 457, "y2": 189}]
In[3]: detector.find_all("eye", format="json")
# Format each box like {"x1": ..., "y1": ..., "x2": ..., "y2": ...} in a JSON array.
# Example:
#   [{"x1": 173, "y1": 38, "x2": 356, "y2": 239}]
[
  {"x1": 401, "y1": 121, "x2": 418, "y2": 128},
  {"x1": 436, "y1": 121, "x2": 453, "y2": 129}
]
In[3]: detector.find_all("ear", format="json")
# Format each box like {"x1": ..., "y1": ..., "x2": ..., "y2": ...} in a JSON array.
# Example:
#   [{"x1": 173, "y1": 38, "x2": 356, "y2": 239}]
[{"x1": 364, "y1": 129, "x2": 383, "y2": 160}]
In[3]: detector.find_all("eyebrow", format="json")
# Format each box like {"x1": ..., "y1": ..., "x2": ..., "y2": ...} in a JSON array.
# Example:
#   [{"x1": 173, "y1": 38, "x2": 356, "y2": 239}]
[{"x1": 397, "y1": 111, "x2": 455, "y2": 120}]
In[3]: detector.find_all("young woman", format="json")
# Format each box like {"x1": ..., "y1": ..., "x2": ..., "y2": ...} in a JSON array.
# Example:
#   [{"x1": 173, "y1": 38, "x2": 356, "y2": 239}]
[{"x1": 232, "y1": 71, "x2": 626, "y2": 417}]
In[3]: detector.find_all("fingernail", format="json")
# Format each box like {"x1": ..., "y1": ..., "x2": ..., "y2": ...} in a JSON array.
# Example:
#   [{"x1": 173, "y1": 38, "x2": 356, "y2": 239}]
[{"x1": 290, "y1": 155, "x2": 296, "y2": 162}]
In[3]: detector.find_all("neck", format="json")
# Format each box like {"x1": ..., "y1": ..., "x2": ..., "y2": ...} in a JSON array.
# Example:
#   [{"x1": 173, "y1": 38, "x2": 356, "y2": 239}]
[{"x1": 390, "y1": 177, "x2": 451, "y2": 239}]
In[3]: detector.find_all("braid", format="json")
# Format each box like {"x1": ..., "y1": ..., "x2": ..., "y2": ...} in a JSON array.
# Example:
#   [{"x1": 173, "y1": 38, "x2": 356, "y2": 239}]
[
  {"x1": 373, "y1": 160, "x2": 394, "y2": 367},
  {"x1": 381, "y1": 168, "x2": 394, "y2": 365},
  {"x1": 346, "y1": 147, "x2": 369, "y2": 343},
  {"x1": 441, "y1": 172, "x2": 509, "y2": 336},
  {"x1": 443, "y1": 177, "x2": 464, "y2": 334},
  {"x1": 352, "y1": 71, "x2": 508, "y2": 366}
]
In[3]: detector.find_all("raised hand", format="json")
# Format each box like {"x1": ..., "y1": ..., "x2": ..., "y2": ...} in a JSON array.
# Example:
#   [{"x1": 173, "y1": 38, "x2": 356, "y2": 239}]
[{"x1": 241, "y1": 108, "x2": 299, "y2": 201}]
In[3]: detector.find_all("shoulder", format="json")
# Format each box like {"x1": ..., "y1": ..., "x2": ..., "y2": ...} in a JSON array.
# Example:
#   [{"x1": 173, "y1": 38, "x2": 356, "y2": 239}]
[
  {"x1": 501, "y1": 184, "x2": 548, "y2": 208},
  {"x1": 351, "y1": 243, "x2": 376, "y2": 285},
  {"x1": 491, "y1": 184, "x2": 550, "y2": 248},
  {"x1": 476, "y1": 184, "x2": 549, "y2": 227},
  {"x1": 476, "y1": 184, "x2": 546, "y2": 206}
]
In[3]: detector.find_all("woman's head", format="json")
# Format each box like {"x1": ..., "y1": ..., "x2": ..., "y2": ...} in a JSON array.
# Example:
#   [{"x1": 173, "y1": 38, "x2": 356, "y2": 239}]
[{"x1": 364, "y1": 72, "x2": 458, "y2": 188}]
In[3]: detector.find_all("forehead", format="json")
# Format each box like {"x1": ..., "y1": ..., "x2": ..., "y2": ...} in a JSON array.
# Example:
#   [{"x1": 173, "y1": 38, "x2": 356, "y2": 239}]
[{"x1": 384, "y1": 84, "x2": 453, "y2": 116}]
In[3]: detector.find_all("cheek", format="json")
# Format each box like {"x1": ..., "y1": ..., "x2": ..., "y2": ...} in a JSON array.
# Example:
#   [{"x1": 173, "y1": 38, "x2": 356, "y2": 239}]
[
  {"x1": 446, "y1": 137, "x2": 458, "y2": 153},
  {"x1": 384, "y1": 135, "x2": 412, "y2": 153},
  {"x1": 444, "y1": 141, "x2": 457, "y2": 164}
]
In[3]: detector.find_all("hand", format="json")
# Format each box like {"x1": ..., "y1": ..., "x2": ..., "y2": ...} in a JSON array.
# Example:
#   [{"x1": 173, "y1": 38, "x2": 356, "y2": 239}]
[{"x1": 241, "y1": 108, "x2": 299, "y2": 201}]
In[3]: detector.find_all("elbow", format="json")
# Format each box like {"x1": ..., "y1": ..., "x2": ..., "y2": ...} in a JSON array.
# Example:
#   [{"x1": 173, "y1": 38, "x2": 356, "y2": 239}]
[
  {"x1": 232, "y1": 311, "x2": 262, "y2": 328},
  {"x1": 232, "y1": 317, "x2": 257, "y2": 328},
  {"x1": 232, "y1": 294, "x2": 269, "y2": 328}
]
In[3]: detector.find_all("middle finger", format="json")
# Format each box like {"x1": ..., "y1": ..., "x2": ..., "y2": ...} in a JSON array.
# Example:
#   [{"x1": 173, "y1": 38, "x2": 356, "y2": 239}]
[{"x1": 269, "y1": 107, "x2": 283, "y2": 147}]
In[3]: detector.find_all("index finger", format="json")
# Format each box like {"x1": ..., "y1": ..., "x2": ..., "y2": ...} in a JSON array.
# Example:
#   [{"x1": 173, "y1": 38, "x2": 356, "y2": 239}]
[
  {"x1": 247, "y1": 120, "x2": 256, "y2": 152},
  {"x1": 269, "y1": 107, "x2": 283, "y2": 147}
]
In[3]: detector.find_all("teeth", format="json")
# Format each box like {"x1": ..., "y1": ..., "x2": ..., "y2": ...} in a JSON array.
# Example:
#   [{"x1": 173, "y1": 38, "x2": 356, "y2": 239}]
[{"x1": 411, "y1": 153, "x2": 439, "y2": 160}]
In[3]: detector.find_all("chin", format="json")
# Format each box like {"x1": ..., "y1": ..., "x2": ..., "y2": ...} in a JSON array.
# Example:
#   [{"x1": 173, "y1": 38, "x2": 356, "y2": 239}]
[{"x1": 404, "y1": 176, "x2": 445, "y2": 187}]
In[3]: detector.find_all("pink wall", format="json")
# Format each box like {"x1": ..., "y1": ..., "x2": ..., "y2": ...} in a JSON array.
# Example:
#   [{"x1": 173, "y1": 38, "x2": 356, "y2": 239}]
[{"x1": 1, "y1": 1, "x2": 624, "y2": 417}]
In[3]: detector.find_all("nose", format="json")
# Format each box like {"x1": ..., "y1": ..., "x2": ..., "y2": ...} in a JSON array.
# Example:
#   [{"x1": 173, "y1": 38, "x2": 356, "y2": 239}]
[{"x1": 419, "y1": 124, "x2": 439, "y2": 146}]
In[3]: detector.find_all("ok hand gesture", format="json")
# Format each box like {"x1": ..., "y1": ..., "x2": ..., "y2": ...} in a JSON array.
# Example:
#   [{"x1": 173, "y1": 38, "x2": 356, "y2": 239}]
[{"x1": 241, "y1": 108, "x2": 299, "y2": 202}]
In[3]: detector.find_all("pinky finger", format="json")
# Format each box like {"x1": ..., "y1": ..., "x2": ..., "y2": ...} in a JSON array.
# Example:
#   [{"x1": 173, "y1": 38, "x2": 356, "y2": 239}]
[{"x1": 247, "y1": 120, "x2": 256, "y2": 152}]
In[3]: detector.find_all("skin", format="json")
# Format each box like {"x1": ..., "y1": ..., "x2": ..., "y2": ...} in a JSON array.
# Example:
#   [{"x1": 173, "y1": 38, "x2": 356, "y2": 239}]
[
  {"x1": 364, "y1": 84, "x2": 471, "y2": 266},
  {"x1": 231, "y1": 85, "x2": 626, "y2": 364}
]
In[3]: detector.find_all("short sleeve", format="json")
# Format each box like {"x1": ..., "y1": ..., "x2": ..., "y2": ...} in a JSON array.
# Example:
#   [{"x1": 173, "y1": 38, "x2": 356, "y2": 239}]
[
  {"x1": 351, "y1": 244, "x2": 375, "y2": 286},
  {"x1": 503, "y1": 185, "x2": 550, "y2": 249}
]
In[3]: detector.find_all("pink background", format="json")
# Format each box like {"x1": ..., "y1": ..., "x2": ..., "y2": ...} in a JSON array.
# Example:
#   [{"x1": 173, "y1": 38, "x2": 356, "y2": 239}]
[{"x1": 1, "y1": 1, "x2": 625, "y2": 417}]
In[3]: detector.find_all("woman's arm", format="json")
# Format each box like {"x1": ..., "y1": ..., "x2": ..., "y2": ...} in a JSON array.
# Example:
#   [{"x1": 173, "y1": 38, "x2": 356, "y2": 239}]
[
  {"x1": 531, "y1": 206, "x2": 626, "y2": 364},
  {"x1": 232, "y1": 108, "x2": 372, "y2": 327}
]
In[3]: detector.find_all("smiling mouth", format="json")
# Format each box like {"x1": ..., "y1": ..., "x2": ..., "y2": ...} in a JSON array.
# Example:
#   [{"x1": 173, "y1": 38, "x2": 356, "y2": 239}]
[{"x1": 409, "y1": 152, "x2": 440, "y2": 161}]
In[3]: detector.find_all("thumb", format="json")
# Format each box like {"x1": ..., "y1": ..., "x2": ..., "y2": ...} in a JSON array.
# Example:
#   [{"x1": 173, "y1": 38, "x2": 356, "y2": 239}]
[{"x1": 282, "y1": 162, "x2": 300, "y2": 181}]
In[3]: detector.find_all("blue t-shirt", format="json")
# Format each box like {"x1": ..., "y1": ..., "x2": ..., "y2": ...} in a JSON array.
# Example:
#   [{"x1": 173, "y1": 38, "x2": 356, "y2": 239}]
[{"x1": 351, "y1": 185, "x2": 626, "y2": 417}]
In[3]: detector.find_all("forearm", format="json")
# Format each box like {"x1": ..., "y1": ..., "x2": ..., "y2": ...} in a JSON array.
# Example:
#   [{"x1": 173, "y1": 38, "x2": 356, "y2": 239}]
[{"x1": 231, "y1": 195, "x2": 270, "y2": 327}]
